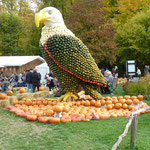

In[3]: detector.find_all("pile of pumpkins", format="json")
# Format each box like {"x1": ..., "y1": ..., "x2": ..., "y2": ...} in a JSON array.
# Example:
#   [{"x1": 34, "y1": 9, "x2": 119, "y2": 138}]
[{"x1": 6, "y1": 95, "x2": 149, "y2": 124}]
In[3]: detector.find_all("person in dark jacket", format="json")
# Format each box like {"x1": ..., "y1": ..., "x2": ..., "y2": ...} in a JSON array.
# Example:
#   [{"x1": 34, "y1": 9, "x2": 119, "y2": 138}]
[
  {"x1": 32, "y1": 69, "x2": 41, "y2": 92},
  {"x1": 26, "y1": 69, "x2": 33, "y2": 93}
]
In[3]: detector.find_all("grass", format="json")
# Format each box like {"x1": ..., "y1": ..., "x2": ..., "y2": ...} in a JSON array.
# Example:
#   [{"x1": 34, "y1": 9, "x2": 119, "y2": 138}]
[{"x1": 0, "y1": 86, "x2": 150, "y2": 150}]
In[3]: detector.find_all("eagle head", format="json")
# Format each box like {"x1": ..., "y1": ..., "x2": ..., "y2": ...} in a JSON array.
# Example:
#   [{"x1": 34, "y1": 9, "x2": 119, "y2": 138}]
[{"x1": 35, "y1": 7, "x2": 65, "y2": 27}]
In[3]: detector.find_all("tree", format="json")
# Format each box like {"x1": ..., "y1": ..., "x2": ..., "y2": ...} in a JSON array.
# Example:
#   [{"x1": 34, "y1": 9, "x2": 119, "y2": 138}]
[
  {"x1": 115, "y1": 10, "x2": 150, "y2": 68},
  {"x1": 106, "y1": 0, "x2": 150, "y2": 27},
  {"x1": 0, "y1": 12, "x2": 24, "y2": 55},
  {"x1": 39, "y1": 0, "x2": 78, "y2": 19},
  {"x1": 66, "y1": 0, "x2": 117, "y2": 65},
  {"x1": 0, "y1": 0, "x2": 18, "y2": 13}
]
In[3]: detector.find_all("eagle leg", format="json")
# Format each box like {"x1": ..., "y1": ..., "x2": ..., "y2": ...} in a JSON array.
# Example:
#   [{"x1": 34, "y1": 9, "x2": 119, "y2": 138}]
[{"x1": 57, "y1": 91, "x2": 79, "y2": 102}]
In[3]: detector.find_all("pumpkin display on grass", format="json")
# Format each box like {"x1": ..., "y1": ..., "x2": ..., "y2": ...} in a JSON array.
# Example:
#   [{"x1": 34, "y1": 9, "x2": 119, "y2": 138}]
[{"x1": 7, "y1": 94, "x2": 149, "y2": 124}]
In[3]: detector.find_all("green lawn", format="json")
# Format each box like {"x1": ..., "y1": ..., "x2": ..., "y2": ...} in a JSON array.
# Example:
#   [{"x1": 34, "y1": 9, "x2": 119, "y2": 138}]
[{"x1": 0, "y1": 86, "x2": 150, "y2": 150}]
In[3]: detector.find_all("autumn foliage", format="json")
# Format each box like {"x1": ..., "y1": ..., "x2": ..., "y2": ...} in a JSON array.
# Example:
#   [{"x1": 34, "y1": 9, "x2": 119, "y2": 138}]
[{"x1": 67, "y1": 0, "x2": 117, "y2": 65}]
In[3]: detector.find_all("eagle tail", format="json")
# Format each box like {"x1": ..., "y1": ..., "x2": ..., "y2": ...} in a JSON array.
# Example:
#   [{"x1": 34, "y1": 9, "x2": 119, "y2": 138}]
[{"x1": 82, "y1": 83, "x2": 103, "y2": 100}]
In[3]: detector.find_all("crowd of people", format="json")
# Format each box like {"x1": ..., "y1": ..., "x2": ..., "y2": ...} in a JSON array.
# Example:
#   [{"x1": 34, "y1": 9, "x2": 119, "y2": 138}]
[
  {"x1": 0, "y1": 69, "x2": 42, "y2": 93},
  {"x1": 0, "y1": 69, "x2": 59, "y2": 93}
]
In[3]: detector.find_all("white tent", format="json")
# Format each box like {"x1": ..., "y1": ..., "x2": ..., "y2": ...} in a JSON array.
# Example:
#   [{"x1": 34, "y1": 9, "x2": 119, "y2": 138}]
[
  {"x1": 0, "y1": 65, "x2": 4, "y2": 68},
  {"x1": 0, "y1": 56, "x2": 44, "y2": 66},
  {"x1": 0, "y1": 56, "x2": 45, "y2": 75},
  {"x1": 35, "y1": 62, "x2": 49, "y2": 82}
]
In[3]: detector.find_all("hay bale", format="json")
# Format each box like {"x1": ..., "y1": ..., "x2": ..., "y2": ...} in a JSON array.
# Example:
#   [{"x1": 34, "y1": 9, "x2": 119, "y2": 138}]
[
  {"x1": 16, "y1": 93, "x2": 34, "y2": 100},
  {"x1": 44, "y1": 87, "x2": 49, "y2": 91},
  {"x1": 13, "y1": 87, "x2": 27, "y2": 92},
  {"x1": 8, "y1": 96, "x2": 18, "y2": 105},
  {"x1": 42, "y1": 91, "x2": 50, "y2": 97},
  {"x1": 33, "y1": 91, "x2": 50, "y2": 98},
  {"x1": 0, "y1": 99, "x2": 10, "y2": 108}
]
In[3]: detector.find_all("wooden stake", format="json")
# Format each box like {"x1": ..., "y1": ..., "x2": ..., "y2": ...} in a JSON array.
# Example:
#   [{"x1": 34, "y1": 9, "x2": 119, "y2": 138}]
[{"x1": 130, "y1": 115, "x2": 138, "y2": 147}]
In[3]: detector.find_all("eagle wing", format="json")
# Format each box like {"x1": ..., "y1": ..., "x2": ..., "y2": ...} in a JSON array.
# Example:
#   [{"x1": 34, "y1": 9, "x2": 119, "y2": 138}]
[{"x1": 43, "y1": 35, "x2": 106, "y2": 86}]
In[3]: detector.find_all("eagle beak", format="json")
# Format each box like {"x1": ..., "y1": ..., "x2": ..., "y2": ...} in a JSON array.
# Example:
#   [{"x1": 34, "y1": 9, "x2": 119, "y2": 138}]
[{"x1": 35, "y1": 12, "x2": 51, "y2": 27}]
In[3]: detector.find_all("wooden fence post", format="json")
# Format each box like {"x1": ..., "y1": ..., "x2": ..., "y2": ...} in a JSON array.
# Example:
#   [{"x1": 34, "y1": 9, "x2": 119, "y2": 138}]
[{"x1": 130, "y1": 115, "x2": 138, "y2": 147}]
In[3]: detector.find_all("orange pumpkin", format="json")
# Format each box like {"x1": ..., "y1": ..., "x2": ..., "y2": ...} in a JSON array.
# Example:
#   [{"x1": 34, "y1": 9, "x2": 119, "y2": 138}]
[
  {"x1": 80, "y1": 100, "x2": 85, "y2": 105},
  {"x1": 45, "y1": 110, "x2": 54, "y2": 116},
  {"x1": 19, "y1": 101, "x2": 24, "y2": 105},
  {"x1": 19, "y1": 87, "x2": 26, "y2": 93},
  {"x1": 38, "y1": 116, "x2": 50, "y2": 123},
  {"x1": 7, "y1": 90, "x2": 13, "y2": 96},
  {"x1": 105, "y1": 100, "x2": 112, "y2": 105},
  {"x1": 105, "y1": 96, "x2": 111, "y2": 101},
  {"x1": 0, "y1": 93, "x2": 7, "y2": 100},
  {"x1": 26, "y1": 115, "x2": 37, "y2": 121},
  {"x1": 117, "y1": 96, "x2": 123, "y2": 100},
  {"x1": 43, "y1": 100, "x2": 48, "y2": 105},
  {"x1": 71, "y1": 114, "x2": 82, "y2": 122},
  {"x1": 60, "y1": 116, "x2": 71, "y2": 123},
  {"x1": 122, "y1": 104, "x2": 128, "y2": 109},
  {"x1": 124, "y1": 95, "x2": 130, "y2": 100},
  {"x1": 133, "y1": 99, "x2": 139, "y2": 105},
  {"x1": 25, "y1": 100, "x2": 31, "y2": 106},
  {"x1": 36, "y1": 101, "x2": 42, "y2": 105},
  {"x1": 49, "y1": 117, "x2": 60, "y2": 124},
  {"x1": 76, "y1": 102, "x2": 80, "y2": 106},
  {"x1": 90, "y1": 99, "x2": 96, "y2": 106},
  {"x1": 100, "y1": 100, "x2": 105, "y2": 106},
  {"x1": 85, "y1": 100, "x2": 90, "y2": 106},
  {"x1": 107, "y1": 104, "x2": 112, "y2": 110},
  {"x1": 63, "y1": 106, "x2": 70, "y2": 113},
  {"x1": 53, "y1": 106, "x2": 63, "y2": 113},
  {"x1": 95, "y1": 101, "x2": 101, "y2": 107},
  {"x1": 39, "y1": 86, "x2": 44, "y2": 91},
  {"x1": 137, "y1": 95, "x2": 143, "y2": 101},
  {"x1": 131, "y1": 96, "x2": 137, "y2": 100},
  {"x1": 118, "y1": 99, "x2": 125, "y2": 104},
  {"x1": 128, "y1": 105, "x2": 135, "y2": 110},
  {"x1": 125, "y1": 99, "x2": 132, "y2": 105},
  {"x1": 115, "y1": 103, "x2": 122, "y2": 109},
  {"x1": 112, "y1": 98, "x2": 118, "y2": 104},
  {"x1": 13, "y1": 100, "x2": 19, "y2": 105},
  {"x1": 31, "y1": 101, "x2": 37, "y2": 106}
]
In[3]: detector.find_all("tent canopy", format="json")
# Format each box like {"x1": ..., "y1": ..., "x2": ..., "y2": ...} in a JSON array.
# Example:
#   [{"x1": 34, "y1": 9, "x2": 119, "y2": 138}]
[
  {"x1": 0, "y1": 56, "x2": 45, "y2": 66},
  {"x1": 0, "y1": 65, "x2": 4, "y2": 68}
]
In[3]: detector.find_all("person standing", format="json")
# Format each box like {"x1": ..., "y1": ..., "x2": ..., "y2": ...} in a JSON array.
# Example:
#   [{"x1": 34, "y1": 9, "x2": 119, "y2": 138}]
[
  {"x1": 32, "y1": 69, "x2": 41, "y2": 92},
  {"x1": 137, "y1": 67, "x2": 141, "y2": 78},
  {"x1": 26, "y1": 69, "x2": 33, "y2": 93},
  {"x1": 144, "y1": 65, "x2": 149, "y2": 76},
  {"x1": 112, "y1": 68, "x2": 115, "y2": 77},
  {"x1": 114, "y1": 66, "x2": 118, "y2": 78},
  {"x1": 37, "y1": 71, "x2": 41, "y2": 90}
]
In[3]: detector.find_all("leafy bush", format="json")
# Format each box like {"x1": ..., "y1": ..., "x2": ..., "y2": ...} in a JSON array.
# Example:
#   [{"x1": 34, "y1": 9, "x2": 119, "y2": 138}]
[{"x1": 125, "y1": 81, "x2": 148, "y2": 95}]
